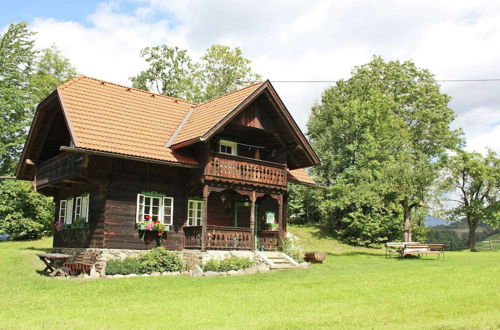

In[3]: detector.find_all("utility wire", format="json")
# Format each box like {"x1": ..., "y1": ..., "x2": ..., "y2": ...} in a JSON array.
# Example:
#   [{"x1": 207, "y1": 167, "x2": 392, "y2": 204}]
[{"x1": 269, "y1": 78, "x2": 500, "y2": 83}]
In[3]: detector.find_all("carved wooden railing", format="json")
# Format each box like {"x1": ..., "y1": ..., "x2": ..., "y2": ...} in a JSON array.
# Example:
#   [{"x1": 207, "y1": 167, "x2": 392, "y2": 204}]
[
  {"x1": 206, "y1": 225, "x2": 252, "y2": 250},
  {"x1": 258, "y1": 230, "x2": 280, "y2": 251},
  {"x1": 36, "y1": 152, "x2": 83, "y2": 188},
  {"x1": 204, "y1": 155, "x2": 287, "y2": 187},
  {"x1": 183, "y1": 226, "x2": 202, "y2": 249}
]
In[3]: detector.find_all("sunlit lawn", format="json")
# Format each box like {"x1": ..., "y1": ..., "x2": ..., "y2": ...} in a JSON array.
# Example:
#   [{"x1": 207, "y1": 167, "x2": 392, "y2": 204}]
[{"x1": 0, "y1": 226, "x2": 499, "y2": 329}]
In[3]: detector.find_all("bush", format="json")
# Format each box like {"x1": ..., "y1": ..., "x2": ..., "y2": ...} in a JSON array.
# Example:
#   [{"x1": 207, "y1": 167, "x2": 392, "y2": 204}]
[
  {"x1": 281, "y1": 237, "x2": 304, "y2": 262},
  {"x1": 138, "y1": 247, "x2": 183, "y2": 273},
  {"x1": 183, "y1": 252, "x2": 199, "y2": 272},
  {"x1": 105, "y1": 257, "x2": 141, "y2": 275},
  {"x1": 0, "y1": 180, "x2": 54, "y2": 240},
  {"x1": 202, "y1": 256, "x2": 253, "y2": 272}
]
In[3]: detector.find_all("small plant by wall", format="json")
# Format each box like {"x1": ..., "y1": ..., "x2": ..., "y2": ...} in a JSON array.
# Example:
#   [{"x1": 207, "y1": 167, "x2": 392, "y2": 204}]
[{"x1": 202, "y1": 256, "x2": 253, "y2": 272}]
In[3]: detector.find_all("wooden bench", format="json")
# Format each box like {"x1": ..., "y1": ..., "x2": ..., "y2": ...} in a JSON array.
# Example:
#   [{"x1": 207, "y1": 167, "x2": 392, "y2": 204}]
[
  {"x1": 63, "y1": 251, "x2": 99, "y2": 275},
  {"x1": 402, "y1": 243, "x2": 444, "y2": 260},
  {"x1": 385, "y1": 242, "x2": 420, "y2": 258}
]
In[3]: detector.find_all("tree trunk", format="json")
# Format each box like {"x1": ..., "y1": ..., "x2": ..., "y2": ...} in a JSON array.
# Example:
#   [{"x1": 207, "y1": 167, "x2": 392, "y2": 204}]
[
  {"x1": 403, "y1": 203, "x2": 412, "y2": 242},
  {"x1": 468, "y1": 218, "x2": 477, "y2": 251}
]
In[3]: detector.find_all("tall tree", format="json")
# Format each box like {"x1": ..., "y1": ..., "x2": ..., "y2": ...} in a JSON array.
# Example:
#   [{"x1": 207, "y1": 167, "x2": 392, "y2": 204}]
[
  {"x1": 0, "y1": 22, "x2": 37, "y2": 175},
  {"x1": 130, "y1": 44, "x2": 260, "y2": 102},
  {"x1": 30, "y1": 44, "x2": 77, "y2": 102},
  {"x1": 195, "y1": 45, "x2": 261, "y2": 102},
  {"x1": 130, "y1": 45, "x2": 196, "y2": 100},
  {"x1": 440, "y1": 150, "x2": 500, "y2": 250},
  {"x1": 308, "y1": 56, "x2": 461, "y2": 244}
]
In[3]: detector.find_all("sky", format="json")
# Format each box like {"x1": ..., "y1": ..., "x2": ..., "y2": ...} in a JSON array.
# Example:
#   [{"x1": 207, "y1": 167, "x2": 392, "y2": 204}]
[{"x1": 1, "y1": 0, "x2": 499, "y2": 154}]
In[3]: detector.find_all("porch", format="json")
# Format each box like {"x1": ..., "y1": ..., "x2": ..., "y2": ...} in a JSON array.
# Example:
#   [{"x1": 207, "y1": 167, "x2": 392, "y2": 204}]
[{"x1": 183, "y1": 187, "x2": 285, "y2": 251}]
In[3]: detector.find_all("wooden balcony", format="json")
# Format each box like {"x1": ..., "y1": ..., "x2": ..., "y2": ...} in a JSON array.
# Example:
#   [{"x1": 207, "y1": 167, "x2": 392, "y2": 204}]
[
  {"x1": 203, "y1": 154, "x2": 287, "y2": 188},
  {"x1": 36, "y1": 152, "x2": 83, "y2": 189}
]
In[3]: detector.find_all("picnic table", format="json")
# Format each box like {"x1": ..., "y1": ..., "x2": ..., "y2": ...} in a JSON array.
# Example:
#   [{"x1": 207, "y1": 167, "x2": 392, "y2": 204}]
[
  {"x1": 37, "y1": 253, "x2": 72, "y2": 276},
  {"x1": 385, "y1": 242, "x2": 445, "y2": 260}
]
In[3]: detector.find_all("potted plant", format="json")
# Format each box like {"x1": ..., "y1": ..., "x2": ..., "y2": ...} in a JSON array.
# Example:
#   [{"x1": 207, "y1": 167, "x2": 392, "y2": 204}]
[{"x1": 137, "y1": 216, "x2": 169, "y2": 242}]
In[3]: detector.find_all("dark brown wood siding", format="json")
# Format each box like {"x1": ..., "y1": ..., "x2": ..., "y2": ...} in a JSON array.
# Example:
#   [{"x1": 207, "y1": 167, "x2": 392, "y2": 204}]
[{"x1": 101, "y1": 157, "x2": 192, "y2": 250}]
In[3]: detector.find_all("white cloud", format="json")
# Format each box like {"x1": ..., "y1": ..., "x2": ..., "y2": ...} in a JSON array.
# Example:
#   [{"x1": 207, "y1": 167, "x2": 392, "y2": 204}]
[{"x1": 28, "y1": 0, "x2": 500, "y2": 153}]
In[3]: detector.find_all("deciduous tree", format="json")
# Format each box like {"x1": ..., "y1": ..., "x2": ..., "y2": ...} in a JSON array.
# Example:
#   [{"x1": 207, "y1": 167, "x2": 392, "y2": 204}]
[
  {"x1": 308, "y1": 56, "x2": 461, "y2": 244},
  {"x1": 439, "y1": 150, "x2": 499, "y2": 250}
]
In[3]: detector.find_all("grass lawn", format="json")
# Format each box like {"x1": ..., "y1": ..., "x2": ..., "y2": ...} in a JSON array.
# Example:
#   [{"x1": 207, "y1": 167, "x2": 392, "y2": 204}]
[{"x1": 0, "y1": 225, "x2": 499, "y2": 329}]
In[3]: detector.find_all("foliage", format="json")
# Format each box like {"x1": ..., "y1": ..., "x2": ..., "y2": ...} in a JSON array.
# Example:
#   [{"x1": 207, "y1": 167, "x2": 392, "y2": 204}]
[
  {"x1": 183, "y1": 252, "x2": 199, "y2": 272},
  {"x1": 0, "y1": 180, "x2": 53, "y2": 240},
  {"x1": 194, "y1": 45, "x2": 261, "y2": 102},
  {"x1": 138, "y1": 247, "x2": 183, "y2": 273},
  {"x1": 0, "y1": 23, "x2": 75, "y2": 241},
  {"x1": 30, "y1": 44, "x2": 77, "y2": 102},
  {"x1": 280, "y1": 236, "x2": 304, "y2": 262},
  {"x1": 131, "y1": 44, "x2": 260, "y2": 103},
  {"x1": 0, "y1": 22, "x2": 36, "y2": 175},
  {"x1": 105, "y1": 257, "x2": 142, "y2": 275},
  {"x1": 437, "y1": 150, "x2": 500, "y2": 250},
  {"x1": 287, "y1": 183, "x2": 322, "y2": 224},
  {"x1": 130, "y1": 45, "x2": 196, "y2": 100},
  {"x1": 201, "y1": 256, "x2": 253, "y2": 272},
  {"x1": 307, "y1": 56, "x2": 461, "y2": 244}
]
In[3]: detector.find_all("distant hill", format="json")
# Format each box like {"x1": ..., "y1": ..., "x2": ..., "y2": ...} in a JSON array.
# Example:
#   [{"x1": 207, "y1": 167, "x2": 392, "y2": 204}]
[{"x1": 425, "y1": 216, "x2": 448, "y2": 227}]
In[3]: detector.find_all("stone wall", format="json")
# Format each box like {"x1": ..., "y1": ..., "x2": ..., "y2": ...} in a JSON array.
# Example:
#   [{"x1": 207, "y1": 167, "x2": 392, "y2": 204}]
[{"x1": 52, "y1": 247, "x2": 267, "y2": 277}]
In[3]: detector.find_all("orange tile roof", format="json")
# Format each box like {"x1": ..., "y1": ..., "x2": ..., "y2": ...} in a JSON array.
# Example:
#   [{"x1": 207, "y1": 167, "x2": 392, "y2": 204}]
[
  {"x1": 58, "y1": 75, "x2": 198, "y2": 165},
  {"x1": 173, "y1": 82, "x2": 264, "y2": 146},
  {"x1": 287, "y1": 168, "x2": 316, "y2": 185}
]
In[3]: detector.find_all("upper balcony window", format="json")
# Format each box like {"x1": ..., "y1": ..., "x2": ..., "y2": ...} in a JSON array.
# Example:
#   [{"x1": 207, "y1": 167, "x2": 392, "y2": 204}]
[{"x1": 219, "y1": 140, "x2": 238, "y2": 156}]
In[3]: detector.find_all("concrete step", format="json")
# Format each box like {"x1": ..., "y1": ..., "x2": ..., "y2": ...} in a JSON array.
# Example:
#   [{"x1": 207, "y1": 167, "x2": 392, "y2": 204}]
[{"x1": 256, "y1": 251, "x2": 300, "y2": 269}]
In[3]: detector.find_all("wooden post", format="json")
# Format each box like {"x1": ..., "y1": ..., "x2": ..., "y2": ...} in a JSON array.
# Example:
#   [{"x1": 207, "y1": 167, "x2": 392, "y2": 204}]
[
  {"x1": 278, "y1": 194, "x2": 283, "y2": 245},
  {"x1": 490, "y1": 240, "x2": 493, "y2": 251},
  {"x1": 250, "y1": 190, "x2": 256, "y2": 251},
  {"x1": 201, "y1": 185, "x2": 209, "y2": 252}
]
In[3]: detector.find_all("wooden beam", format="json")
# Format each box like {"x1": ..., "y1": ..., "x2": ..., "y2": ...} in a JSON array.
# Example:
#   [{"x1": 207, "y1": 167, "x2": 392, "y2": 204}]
[{"x1": 201, "y1": 185, "x2": 209, "y2": 252}]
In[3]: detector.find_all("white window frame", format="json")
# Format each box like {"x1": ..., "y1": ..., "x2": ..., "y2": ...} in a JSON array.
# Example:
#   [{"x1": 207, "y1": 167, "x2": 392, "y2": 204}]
[
  {"x1": 219, "y1": 140, "x2": 237, "y2": 156},
  {"x1": 65, "y1": 198, "x2": 74, "y2": 225},
  {"x1": 136, "y1": 194, "x2": 174, "y2": 226},
  {"x1": 74, "y1": 196, "x2": 82, "y2": 219},
  {"x1": 60, "y1": 193, "x2": 90, "y2": 226},
  {"x1": 187, "y1": 199, "x2": 203, "y2": 226},
  {"x1": 162, "y1": 197, "x2": 174, "y2": 225},
  {"x1": 59, "y1": 200, "x2": 67, "y2": 224},
  {"x1": 81, "y1": 194, "x2": 90, "y2": 222}
]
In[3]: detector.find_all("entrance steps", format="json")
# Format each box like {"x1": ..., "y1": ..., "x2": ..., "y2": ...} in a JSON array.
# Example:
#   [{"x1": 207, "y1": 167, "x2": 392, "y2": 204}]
[{"x1": 256, "y1": 251, "x2": 300, "y2": 269}]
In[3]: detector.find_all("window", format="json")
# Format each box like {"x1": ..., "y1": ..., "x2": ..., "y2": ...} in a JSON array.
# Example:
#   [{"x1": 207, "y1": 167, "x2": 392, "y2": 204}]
[
  {"x1": 59, "y1": 193, "x2": 90, "y2": 225},
  {"x1": 59, "y1": 200, "x2": 67, "y2": 224},
  {"x1": 219, "y1": 140, "x2": 237, "y2": 156},
  {"x1": 136, "y1": 194, "x2": 174, "y2": 225},
  {"x1": 187, "y1": 199, "x2": 203, "y2": 226}
]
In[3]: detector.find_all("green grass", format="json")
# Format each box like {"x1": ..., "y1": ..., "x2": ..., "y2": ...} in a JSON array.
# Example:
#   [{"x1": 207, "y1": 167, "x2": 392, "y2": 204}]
[{"x1": 0, "y1": 227, "x2": 499, "y2": 329}]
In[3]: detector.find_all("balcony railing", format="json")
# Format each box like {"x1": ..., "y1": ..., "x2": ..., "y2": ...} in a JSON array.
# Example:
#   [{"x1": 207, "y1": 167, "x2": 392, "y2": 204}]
[
  {"x1": 36, "y1": 152, "x2": 83, "y2": 188},
  {"x1": 204, "y1": 155, "x2": 287, "y2": 187},
  {"x1": 184, "y1": 225, "x2": 254, "y2": 250},
  {"x1": 257, "y1": 230, "x2": 280, "y2": 251}
]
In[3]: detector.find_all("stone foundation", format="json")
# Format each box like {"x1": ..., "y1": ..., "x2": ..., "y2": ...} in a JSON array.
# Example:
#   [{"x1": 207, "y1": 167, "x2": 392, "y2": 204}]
[{"x1": 52, "y1": 247, "x2": 267, "y2": 277}]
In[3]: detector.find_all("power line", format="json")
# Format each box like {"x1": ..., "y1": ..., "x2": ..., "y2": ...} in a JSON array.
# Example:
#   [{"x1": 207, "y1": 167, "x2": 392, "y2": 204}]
[{"x1": 269, "y1": 78, "x2": 500, "y2": 83}]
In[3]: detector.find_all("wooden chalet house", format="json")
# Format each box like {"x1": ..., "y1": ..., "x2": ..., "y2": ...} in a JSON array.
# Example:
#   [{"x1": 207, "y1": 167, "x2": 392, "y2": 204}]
[{"x1": 16, "y1": 76, "x2": 319, "y2": 252}]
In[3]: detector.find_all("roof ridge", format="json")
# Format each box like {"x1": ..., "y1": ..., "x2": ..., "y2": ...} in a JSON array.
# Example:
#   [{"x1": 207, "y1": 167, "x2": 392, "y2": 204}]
[
  {"x1": 57, "y1": 74, "x2": 86, "y2": 90},
  {"x1": 194, "y1": 81, "x2": 265, "y2": 108},
  {"x1": 62, "y1": 75, "x2": 197, "y2": 106}
]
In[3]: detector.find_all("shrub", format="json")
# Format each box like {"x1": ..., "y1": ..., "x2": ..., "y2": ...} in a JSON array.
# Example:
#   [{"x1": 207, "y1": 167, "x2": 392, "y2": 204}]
[
  {"x1": 105, "y1": 257, "x2": 141, "y2": 275},
  {"x1": 202, "y1": 256, "x2": 253, "y2": 272},
  {"x1": 183, "y1": 252, "x2": 199, "y2": 272},
  {"x1": 138, "y1": 247, "x2": 183, "y2": 273},
  {"x1": 0, "y1": 180, "x2": 54, "y2": 240},
  {"x1": 202, "y1": 259, "x2": 219, "y2": 272},
  {"x1": 281, "y1": 237, "x2": 304, "y2": 262}
]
